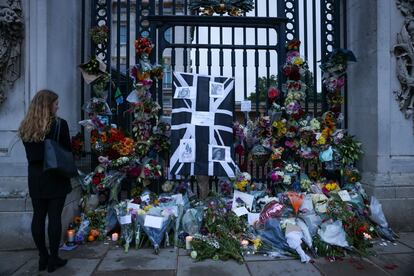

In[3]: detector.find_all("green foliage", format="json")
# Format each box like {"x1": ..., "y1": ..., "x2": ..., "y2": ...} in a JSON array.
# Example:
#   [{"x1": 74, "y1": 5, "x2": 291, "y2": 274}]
[
  {"x1": 191, "y1": 196, "x2": 247, "y2": 263},
  {"x1": 248, "y1": 75, "x2": 278, "y2": 103},
  {"x1": 336, "y1": 135, "x2": 363, "y2": 167},
  {"x1": 313, "y1": 235, "x2": 345, "y2": 258}
]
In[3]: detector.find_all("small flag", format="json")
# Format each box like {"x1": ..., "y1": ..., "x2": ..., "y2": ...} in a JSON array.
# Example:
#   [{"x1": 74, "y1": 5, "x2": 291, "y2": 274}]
[{"x1": 114, "y1": 87, "x2": 124, "y2": 105}]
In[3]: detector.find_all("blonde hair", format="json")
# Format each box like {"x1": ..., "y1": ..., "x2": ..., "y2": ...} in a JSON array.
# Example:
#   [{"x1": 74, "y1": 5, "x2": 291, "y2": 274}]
[{"x1": 19, "y1": 90, "x2": 58, "y2": 142}]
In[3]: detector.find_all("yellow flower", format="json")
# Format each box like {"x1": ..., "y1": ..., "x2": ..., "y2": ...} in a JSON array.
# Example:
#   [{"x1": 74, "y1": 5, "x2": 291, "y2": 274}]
[
  {"x1": 293, "y1": 57, "x2": 304, "y2": 65},
  {"x1": 317, "y1": 136, "x2": 326, "y2": 145},
  {"x1": 252, "y1": 238, "x2": 262, "y2": 250},
  {"x1": 143, "y1": 204, "x2": 153, "y2": 212}
]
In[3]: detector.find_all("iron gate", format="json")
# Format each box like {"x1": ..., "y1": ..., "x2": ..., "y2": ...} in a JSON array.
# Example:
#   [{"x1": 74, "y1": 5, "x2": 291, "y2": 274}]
[{"x1": 80, "y1": 0, "x2": 347, "y2": 183}]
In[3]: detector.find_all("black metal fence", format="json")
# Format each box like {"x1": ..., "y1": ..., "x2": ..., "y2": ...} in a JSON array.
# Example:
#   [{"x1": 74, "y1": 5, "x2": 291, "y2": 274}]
[{"x1": 80, "y1": 0, "x2": 346, "y2": 183}]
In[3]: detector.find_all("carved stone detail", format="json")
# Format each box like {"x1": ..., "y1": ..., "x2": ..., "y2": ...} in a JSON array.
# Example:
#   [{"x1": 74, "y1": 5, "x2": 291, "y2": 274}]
[
  {"x1": 394, "y1": 0, "x2": 414, "y2": 131},
  {"x1": 0, "y1": 0, "x2": 23, "y2": 105}
]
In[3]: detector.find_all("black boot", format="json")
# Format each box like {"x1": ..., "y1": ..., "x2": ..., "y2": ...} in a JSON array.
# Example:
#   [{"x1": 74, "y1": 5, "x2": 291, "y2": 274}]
[
  {"x1": 39, "y1": 254, "x2": 49, "y2": 271},
  {"x1": 47, "y1": 256, "x2": 67, "y2": 273}
]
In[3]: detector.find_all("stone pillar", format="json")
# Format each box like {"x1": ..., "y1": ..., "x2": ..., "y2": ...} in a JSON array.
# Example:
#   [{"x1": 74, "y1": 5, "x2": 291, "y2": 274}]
[
  {"x1": 0, "y1": 0, "x2": 84, "y2": 249},
  {"x1": 347, "y1": 0, "x2": 414, "y2": 231}
]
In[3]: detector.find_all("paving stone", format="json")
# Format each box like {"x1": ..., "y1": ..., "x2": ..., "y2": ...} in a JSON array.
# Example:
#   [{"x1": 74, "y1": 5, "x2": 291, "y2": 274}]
[
  {"x1": 0, "y1": 250, "x2": 37, "y2": 276},
  {"x1": 60, "y1": 241, "x2": 112, "y2": 259},
  {"x1": 247, "y1": 260, "x2": 321, "y2": 276},
  {"x1": 178, "y1": 248, "x2": 189, "y2": 256},
  {"x1": 97, "y1": 248, "x2": 177, "y2": 272},
  {"x1": 312, "y1": 256, "x2": 388, "y2": 276},
  {"x1": 368, "y1": 253, "x2": 414, "y2": 276},
  {"x1": 372, "y1": 239, "x2": 414, "y2": 255},
  {"x1": 93, "y1": 270, "x2": 175, "y2": 276},
  {"x1": 0, "y1": 198, "x2": 26, "y2": 212},
  {"x1": 243, "y1": 252, "x2": 296, "y2": 262},
  {"x1": 177, "y1": 256, "x2": 250, "y2": 276},
  {"x1": 11, "y1": 258, "x2": 99, "y2": 276},
  {"x1": 398, "y1": 232, "x2": 414, "y2": 249}
]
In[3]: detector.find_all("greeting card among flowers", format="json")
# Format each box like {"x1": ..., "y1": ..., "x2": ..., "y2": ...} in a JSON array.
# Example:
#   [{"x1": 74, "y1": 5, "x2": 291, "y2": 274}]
[{"x1": 169, "y1": 72, "x2": 236, "y2": 177}]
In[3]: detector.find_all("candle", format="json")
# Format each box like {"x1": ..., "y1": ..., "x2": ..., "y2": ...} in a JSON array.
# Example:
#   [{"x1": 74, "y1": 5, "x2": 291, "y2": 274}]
[
  {"x1": 67, "y1": 229, "x2": 75, "y2": 243},
  {"x1": 241, "y1": 240, "x2": 249, "y2": 248},
  {"x1": 112, "y1": 233, "x2": 119, "y2": 242},
  {"x1": 185, "y1": 236, "x2": 193, "y2": 250}
]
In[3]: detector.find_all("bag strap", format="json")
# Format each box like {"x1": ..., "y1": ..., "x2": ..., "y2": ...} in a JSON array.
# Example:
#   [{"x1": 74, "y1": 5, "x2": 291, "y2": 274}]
[{"x1": 54, "y1": 118, "x2": 61, "y2": 142}]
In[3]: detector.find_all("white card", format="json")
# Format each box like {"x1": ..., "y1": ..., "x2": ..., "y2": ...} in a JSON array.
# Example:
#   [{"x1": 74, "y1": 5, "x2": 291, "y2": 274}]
[
  {"x1": 179, "y1": 139, "x2": 196, "y2": 163},
  {"x1": 191, "y1": 111, "x2": 215, "y2": 126},
  {"x1": 233, "y1": 207, "x2": 249, "y2": 217},
  {"x1": 171, "y1": 193, "x2": 184, "y2": 205},
  {"x1": 338, "y1": 190, "x2": 351, "y2": 201},
  {"x1": 119, "y1": 215, "x2": 132, "y2": 225},
  {"x1": 232, "y1": 190, "x2": 255, "y2": 211},
  {"x1": 141, "y1": 194, "x2": 150, "y2": 203},
  {"x1": 127, "y1": 200, "x2": 141, "y2": 210},
  {"x1": 209, "y1": 145, "x2": 231, "y2": 162},
  {"x1": 126, "y1": 90, "x2": 140, "y2": 103},
  {"x1": 241, "y1": 100, "x2": 251, "y2": 112},
  {"x1": 248, "y1": 212, "x2": 260, "y2": 225},
  {"x1": 144, "y1": 215, "x2": 164, "y2": 229},
  {"x1": 209, "y1": 81, "x2": 224, "y2": 98},
  {"x1": 174, "y1": 86, "x2": 196, "y2": 99}
]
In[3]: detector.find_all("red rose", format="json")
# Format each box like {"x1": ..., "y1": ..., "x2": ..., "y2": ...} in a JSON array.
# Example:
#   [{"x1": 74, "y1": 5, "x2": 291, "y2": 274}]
[
  {"x1": 235, "y1": 144, "x2": 245, "y2": 155},
  {"x1": 92, "y1": 176, "x2": 101, "y2": 185},
  {"x1": 268, "y1": 87, "x2": 280, "y2": 100},
  {"x1": 127, "y1": 167, "x2": 141, "y2": 178}
]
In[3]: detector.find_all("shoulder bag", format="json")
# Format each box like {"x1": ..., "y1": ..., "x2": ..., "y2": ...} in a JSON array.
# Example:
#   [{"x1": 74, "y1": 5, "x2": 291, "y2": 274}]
[{"x1": 43, "y1": 118, "x2": 78, "y2": 178}]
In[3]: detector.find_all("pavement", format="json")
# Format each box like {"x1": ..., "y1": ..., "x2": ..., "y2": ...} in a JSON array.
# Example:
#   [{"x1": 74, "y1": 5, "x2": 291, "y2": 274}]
[{"x1": 1, "y1": 232, "x2": 413, "y2": 276}]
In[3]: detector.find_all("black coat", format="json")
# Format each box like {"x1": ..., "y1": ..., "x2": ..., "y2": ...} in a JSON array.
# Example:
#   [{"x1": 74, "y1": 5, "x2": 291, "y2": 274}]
[{"x1": 23, "y1": 118, "x2": 72, "y2": 199}]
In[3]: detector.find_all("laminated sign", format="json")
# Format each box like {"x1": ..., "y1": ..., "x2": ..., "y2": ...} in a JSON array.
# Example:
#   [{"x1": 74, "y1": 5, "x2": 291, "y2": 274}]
[{"x1": 169, "y1": 72, "x2": 236, "y2": 177}]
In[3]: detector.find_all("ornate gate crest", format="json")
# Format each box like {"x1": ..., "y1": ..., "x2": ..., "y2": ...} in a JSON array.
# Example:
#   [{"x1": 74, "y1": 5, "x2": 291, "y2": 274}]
[
  {"x1": 394, "y1": 0, "x2": 414, "y2": 131},
  {"x1": 0, "y1": 0, "x2": 23, "y2": 105}
]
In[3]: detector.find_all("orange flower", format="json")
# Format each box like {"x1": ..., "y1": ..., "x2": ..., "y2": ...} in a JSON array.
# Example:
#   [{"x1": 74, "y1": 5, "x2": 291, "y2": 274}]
[
  {"x1": 73, "y1": 216, "x2": 81, "y2": 224},
  {"x1": 119, "y1": 146, "x2": 130, "y2": 156},
  {"x1": 100, "y1": 133, "x2": 107, "y2": 143},
  {"x1": 123, "y1": 138, "x2": 134, "y2": 148}
]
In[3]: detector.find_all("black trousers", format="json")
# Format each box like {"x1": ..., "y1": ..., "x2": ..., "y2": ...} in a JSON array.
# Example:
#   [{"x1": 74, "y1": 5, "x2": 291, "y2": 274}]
[{"x1": 31, "y1": 197, "x2": 66, "y2": 257}]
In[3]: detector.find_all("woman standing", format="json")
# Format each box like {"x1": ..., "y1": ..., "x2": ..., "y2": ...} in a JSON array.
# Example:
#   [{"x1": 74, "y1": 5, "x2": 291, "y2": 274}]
[{"x1": 18, "y1": 90, "x2": 71, "y2": 272}]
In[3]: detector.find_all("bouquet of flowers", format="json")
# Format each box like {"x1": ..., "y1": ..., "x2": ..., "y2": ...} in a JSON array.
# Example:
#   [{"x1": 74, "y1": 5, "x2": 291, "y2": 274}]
[
  {"x1": 233, "y1": 172, "x2": 251, "y2": 192},
  {"x1": 90, "y1": 25, "x2": 108, "y2": 44},
  {"x1": 115, "y1": 201, "x2": 134, "y2": 252},
  {"x1": 142, "y1": 159, "x2": 162, "y2": 179},
  {"x1": 135, "y1": 37, "x2": 153, "y2": 56},
  {"x1": 83, "y1": 97, "x2": 112, "y2": 115}
]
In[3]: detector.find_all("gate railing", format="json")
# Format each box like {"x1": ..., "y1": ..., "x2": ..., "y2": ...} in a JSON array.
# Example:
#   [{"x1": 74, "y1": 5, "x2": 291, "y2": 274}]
[{"x1": 80, "y1": 0, "x2": 346, "y2": 185}]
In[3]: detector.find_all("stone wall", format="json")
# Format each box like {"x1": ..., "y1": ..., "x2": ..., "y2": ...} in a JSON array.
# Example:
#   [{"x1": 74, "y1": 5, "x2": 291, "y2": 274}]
[
  {"x1": 347, "y1": 0, "x2": 414, "y2": 231},
  {"x1": 0, "y1": 0, "x2": 85, "y2": 249}
]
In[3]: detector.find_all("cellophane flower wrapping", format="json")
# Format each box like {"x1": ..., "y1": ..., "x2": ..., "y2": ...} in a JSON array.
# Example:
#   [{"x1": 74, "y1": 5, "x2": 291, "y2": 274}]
[
  {"x1": 137, "y1": 211, "x2": 173, "y2": 250},
  {"x1": 115, "y1": 201, "x2": 134, "y2": 252}
]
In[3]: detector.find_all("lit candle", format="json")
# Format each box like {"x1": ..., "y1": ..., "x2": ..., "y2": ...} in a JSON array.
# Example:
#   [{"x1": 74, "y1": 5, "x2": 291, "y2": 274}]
[
  {"x1": 112, "y1": 233, "x2": 119, "y2": 242},
  {"x1": 241, "y1": 240, "x2": 249, "y2": 248},
  {"x1": 67, "y1": 229, "x2": 75, "y2": 243},
  {"x1": 185, "y1": 236, "x2": 193, "y2": 250}
]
